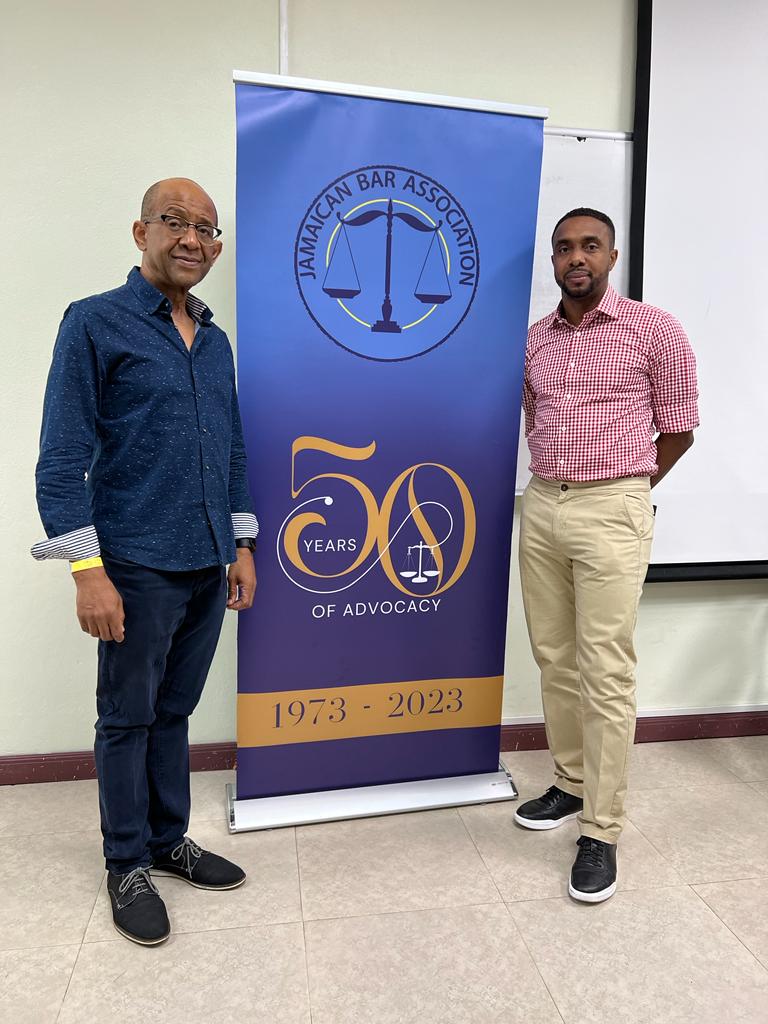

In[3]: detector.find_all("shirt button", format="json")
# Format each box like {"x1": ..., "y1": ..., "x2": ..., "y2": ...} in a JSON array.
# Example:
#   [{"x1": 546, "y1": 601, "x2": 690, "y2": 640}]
[
  {"x1": 559, "y1": 459, "x2": 565, "y2": 465},
  {"x1": 560, "y1": 483, "x2": 568, "y2": 491},
  {"x1": 570, "y1": 361, "x2": 575, "y2": 368},
  {"x1": 561, "y1": 426, "x2": 566, "y2": 432},
  {"x1": 565, "y1": 394, "x2": 572, "y2": 400}
]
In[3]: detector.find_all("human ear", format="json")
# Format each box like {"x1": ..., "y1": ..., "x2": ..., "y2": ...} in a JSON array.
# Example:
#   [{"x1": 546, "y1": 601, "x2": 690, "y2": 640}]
[{"x1": 132, "y1": 220, "x2": 148, "y2": 252}]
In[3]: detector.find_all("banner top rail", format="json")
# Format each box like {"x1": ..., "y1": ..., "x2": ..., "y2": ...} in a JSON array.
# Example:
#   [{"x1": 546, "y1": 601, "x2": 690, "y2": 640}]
[{"x1": 233, "y1": 70, "x2": 548, "y2": 121}]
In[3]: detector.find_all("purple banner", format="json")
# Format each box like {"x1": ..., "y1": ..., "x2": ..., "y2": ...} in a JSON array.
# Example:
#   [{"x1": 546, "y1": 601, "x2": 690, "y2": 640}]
[{"x1": 235, "y1": 81, "x2": 543, "y2": 800}]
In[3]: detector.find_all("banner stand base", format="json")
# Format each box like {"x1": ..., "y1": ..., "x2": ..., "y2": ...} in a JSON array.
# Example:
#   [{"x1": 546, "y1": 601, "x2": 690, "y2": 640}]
[{"x1": 226, "y1": 763, "x2": 517, "y2": 832}]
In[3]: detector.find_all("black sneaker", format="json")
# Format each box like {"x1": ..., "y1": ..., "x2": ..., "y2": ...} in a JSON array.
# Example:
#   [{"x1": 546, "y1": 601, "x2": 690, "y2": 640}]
[
  {"x1": 151, "y1": 837, "x2": 246, "y2": 890},
  {"x1": 514, "y1": 785, "x2": 583, "y2": 830},
  {"x1": 107, "y1": 867, "x2": 170, "y2": 946},
  {"x1": 569, "y1": 836, "x2": 617, "y2": 903}
]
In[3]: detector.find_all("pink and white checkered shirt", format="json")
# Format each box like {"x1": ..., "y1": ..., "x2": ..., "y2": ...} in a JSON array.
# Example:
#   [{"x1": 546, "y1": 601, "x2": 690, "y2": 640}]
[{"x1": 523, "y1": 285, "x2": 699, "y2": 481}]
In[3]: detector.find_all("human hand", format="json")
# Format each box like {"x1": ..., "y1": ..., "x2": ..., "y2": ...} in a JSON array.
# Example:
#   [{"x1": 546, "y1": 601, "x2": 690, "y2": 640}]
[
  {"x1": 227, "y1": 548, "x2": 257, "y2": 610},
  {"x1": 74, "y1": 567, "x2": 125, "y2": 641}
]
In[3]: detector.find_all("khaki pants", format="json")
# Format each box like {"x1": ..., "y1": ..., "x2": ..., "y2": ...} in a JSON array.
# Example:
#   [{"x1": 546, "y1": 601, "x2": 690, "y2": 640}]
[{"x1": 519, "y1": 475, "x2": 654, "y2": 843}]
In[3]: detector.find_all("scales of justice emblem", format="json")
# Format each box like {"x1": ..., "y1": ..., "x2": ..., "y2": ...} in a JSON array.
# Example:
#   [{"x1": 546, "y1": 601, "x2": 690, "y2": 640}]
[
  {"x1": 323, "y1": 198, "x2": 451, "y2": 335},
  {"x1": 295, "y1": 165, "x2": 479, "y2": 361},
  {"x1": 399, "y1": 540, "x2": 440, "y2": 585}
]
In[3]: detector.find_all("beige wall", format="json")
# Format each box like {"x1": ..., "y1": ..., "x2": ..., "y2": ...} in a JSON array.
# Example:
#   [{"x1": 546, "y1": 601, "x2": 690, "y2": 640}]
[
  {"x1": 1, "y1": 0, "x2": 278, "y2": 754},
  {"x1": 287, "y1": 0, "x2": 637, "y2": 132},
  {"x1": 1, "y1": 1, "x2": 763, "y2": 758}
]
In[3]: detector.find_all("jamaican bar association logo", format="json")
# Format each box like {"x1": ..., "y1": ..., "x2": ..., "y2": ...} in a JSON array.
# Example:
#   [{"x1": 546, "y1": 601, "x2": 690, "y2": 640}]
[{"x1": 294, "y1": 165, "x2": 479, "y2": 361}]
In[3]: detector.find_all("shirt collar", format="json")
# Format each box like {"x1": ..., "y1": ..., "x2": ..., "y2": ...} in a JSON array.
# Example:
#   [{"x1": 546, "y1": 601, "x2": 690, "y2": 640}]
[
  {"x1": 127, "y1": 266, "x2": 213, "y2": 324},
  {"x1": 552, "y1": 283, "x2": 620, "y2": 328}
]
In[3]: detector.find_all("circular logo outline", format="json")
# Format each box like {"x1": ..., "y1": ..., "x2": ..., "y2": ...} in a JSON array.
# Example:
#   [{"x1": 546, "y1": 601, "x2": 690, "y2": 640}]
[{"x1": 294, "y1": 164, "x2": 480, "y2": 363}]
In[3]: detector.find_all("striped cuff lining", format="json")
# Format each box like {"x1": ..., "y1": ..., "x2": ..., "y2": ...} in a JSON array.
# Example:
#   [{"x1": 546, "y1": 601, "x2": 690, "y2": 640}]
[
  {"x1": 31, "y1": 525, "x2": 101, "y2": 562},
  {"x1": 232, "y1": 512, "x2": 259, "y2": 540}
]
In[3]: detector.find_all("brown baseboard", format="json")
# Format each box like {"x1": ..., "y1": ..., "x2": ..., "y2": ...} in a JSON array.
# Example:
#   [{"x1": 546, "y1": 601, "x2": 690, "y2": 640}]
[
  {"x1": 501, "y1": 710, "x2": 768, "y2": 752},
  {"x1": 189, "y1": 741, "x2": 236, "y2": 772},
  {"x1": 0, "y1": 742, "x2": 236, "y2": 787},
  {"x1": 0, "y1": 713, "x2": 765, "y2": 785}
]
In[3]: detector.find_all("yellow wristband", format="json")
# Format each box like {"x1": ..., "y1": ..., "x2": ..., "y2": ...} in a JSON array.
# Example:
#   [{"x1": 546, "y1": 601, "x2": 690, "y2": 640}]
[{"x1": 71, "y1": 557, "x2": 104, "y2": 573}]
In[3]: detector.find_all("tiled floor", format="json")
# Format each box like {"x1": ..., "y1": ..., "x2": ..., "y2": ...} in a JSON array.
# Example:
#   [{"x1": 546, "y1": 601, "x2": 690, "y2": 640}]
[{"x1": 1, "y1": 736, "x2": 767, "y2": 1023}]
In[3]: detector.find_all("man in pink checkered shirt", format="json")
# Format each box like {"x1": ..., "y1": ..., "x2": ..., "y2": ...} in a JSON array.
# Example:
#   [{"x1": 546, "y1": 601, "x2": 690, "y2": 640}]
[{"x1": 514, "y1": 208, "x2": 698, "y2": 904}]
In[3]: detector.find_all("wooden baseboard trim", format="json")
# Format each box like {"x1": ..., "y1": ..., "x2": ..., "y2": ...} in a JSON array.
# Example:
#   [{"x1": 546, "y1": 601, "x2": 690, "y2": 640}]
[
  {"x1": 0, "y1": 742, "x2": 237, "y2": 786},
  {"x1": 0, "y1": 712, "x2": 765, "y2": 785},
  {"x1": 501, "y1": 710, "x2": 768, "y2": 752}
]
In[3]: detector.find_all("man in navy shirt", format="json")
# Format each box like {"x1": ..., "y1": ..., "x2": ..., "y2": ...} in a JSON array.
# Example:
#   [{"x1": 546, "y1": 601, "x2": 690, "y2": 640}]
[{"x1": 33, "y1": 178, "x2": 258, "y2": 946}]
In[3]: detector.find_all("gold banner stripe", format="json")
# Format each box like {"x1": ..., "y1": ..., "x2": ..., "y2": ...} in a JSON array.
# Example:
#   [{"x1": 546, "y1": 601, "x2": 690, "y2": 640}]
[{"x1": 238, "y1": 676, "x2": 503, "y2": 748}]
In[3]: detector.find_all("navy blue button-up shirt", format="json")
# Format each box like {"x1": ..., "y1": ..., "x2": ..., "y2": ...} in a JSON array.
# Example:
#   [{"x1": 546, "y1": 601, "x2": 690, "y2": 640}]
[{"x1": 34, "y1": 268, "x2": 256, "y2": 571}]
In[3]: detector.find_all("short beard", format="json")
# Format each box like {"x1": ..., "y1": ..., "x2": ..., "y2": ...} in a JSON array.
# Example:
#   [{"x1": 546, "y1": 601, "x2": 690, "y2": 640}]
[{"x1": 556, "y1": 273, "x2": 599, "y2": 300}]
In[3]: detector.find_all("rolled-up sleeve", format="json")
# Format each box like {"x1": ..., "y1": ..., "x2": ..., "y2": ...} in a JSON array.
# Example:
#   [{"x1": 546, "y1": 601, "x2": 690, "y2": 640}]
[
  {"x1": 649, "y1": 313, "x2": 700, "y2": 433},
  {"x1": 33, "y1": 305, "x2": 101, "y2": 559}
]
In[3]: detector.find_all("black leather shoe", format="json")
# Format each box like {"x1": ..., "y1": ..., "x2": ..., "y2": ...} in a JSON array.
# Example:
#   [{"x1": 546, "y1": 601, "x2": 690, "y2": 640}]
[
  {"x1": 569, "y1": 836, "x2": 617, "y2": 903},
  {"x1": 107, "y1": 868, "x2": 170, "y2": 945},
  {"x1": 151, "y1": 837, "x2": 246, "y2": 890},
  {"x1": 514, "y1": 785, "x2": 583, "y2": 830}
]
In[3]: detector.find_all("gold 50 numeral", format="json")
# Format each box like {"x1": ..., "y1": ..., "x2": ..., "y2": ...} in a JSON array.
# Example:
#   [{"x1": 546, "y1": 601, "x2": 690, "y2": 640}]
[{"x1": 283, "y1": 437, "x2": 476, "y2": 597}]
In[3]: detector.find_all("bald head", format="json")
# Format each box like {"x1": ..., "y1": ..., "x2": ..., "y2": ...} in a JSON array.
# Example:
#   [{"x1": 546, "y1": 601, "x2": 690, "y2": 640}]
[
  {"x1": 140, "y1": 178, "x2": 218, "y2": 225},
  {"x1": 133, "y1": 177, "x2": 222, "y2": 298}
]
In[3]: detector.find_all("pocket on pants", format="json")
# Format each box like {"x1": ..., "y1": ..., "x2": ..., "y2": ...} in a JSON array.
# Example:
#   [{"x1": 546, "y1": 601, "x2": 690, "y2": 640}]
[{"x1": 622, "y1": 492, "x2": 655, "y2": 539}]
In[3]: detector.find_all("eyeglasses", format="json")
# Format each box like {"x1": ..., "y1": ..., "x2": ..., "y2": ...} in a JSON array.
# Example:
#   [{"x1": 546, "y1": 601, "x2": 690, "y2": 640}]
[{"x1": 144, "y1": 214, "x2": 222, "y2": 245}]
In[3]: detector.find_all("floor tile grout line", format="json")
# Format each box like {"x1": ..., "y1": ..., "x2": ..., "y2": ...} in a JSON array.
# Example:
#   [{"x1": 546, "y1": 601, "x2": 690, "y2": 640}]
[
  {"x1": 54, "y1": 870, "x2": 104, "y2": 1023},
  {"x1": 0, "y1": 827, "x2": 104, "y2": 840},
  {"x1": 500, "y1": 901, "x2": 566, "y2": 1023},
  {"x1": 495, "y1": 876, "x2": 768, "y2": 908},
  {"x1": 85, "y1": 914, "x2": 305, "y2": 943},
  {"x1": 64, "y1": 877, "x2": 768, "y2": 946},
  {"x1": 457, "y1": 803, "x2": 573, "y2": 1024},
  {"x1": 294, "y1": 828, "x2": 315, "y2": 1024},
  {"x1": 0, "y1": 940, "x2": 86, "y2": 955},
  {"x1": 77, "y1": 917, "x2": 309, "y2": 947},
  {"x1": 633, "y1": 771, "x2": 768, "y2": 790},
  {"x1": 455, "y1": 803, "x2": 509, "y2": 900},
  {"x1": 630, "y1": 780, "x2": 762, "y2": 795},
  {"x1": 301, "y1": 898, "x2": 505, "y2": 927},
  {"x1": 625, "y1": 798, "x2": 768, "y2": 885},
  {"x1": 451, "y1": 798, "x2": 565, "y2": 1010},
  {"x1": 55, "y1": 941, "x2": 83, "y2": 1023},
  {"x1": 0, "y1": 815, "x2": 229, "y2": 841},
  {"x1": 671, "y1": 872, "x2": 768, "y2": 887},
  {"x1": 500, "y1": 881, "x2": 693, "y2": 908},
  {"x1": 622, "y1": 811, "x2": 688, "y2": 877},
  {"x1": 686, "y1": 883, "x2": 768, "y2": 976}
]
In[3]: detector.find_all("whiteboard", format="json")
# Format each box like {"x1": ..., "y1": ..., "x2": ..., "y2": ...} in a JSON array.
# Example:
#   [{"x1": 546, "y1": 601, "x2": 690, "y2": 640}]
[
  {"x1": 516, "y1": 132, "x2": 633, "y2": 492},
  {"x1": 643, "y1": 1, "x2": 768, "y2": 565}
]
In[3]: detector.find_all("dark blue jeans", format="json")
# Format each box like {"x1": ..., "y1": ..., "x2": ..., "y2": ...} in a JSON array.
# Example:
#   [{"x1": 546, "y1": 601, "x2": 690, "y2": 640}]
[{"x1": 95, "y1": 555, "x2": 227, "y2": 873}]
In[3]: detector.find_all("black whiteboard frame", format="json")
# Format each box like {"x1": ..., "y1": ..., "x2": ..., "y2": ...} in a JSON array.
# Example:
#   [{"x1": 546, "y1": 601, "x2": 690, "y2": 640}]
[
  {"x1": 646, "y1": 562, "x2": 768, "y2": 584},
  {"x1": 629, "y1": 0, "x2": 768, "y2": 582}
]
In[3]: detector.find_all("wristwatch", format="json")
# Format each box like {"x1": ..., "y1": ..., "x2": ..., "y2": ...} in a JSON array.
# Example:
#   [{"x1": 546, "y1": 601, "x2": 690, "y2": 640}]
[{"x1": 235, "y1": 537, "x2": 257, "y2": 552}]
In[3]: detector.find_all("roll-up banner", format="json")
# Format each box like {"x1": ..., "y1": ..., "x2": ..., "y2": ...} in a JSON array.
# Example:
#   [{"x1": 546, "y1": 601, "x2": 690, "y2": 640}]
[{"x1": 230, "y1": 72, "x2": 546, "y2": 830}]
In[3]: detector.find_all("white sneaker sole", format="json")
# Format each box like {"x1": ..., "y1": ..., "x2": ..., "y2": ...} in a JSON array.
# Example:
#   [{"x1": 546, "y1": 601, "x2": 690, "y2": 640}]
[
  {"x1": 112, "y1": 921, "x2": 170, "y2": 946},
  {"x1": 514, "y1": 809, "x2": 581, "y2": 830},
  {"x1": 568, "y1": 879, "x2": 617, "y2": 903}
]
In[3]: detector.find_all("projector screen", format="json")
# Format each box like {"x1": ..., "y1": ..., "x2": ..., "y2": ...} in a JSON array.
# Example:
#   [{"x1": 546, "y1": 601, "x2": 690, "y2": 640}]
[{"x1": 640, "y1": 0, "x2": 768, "y2": 569}]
